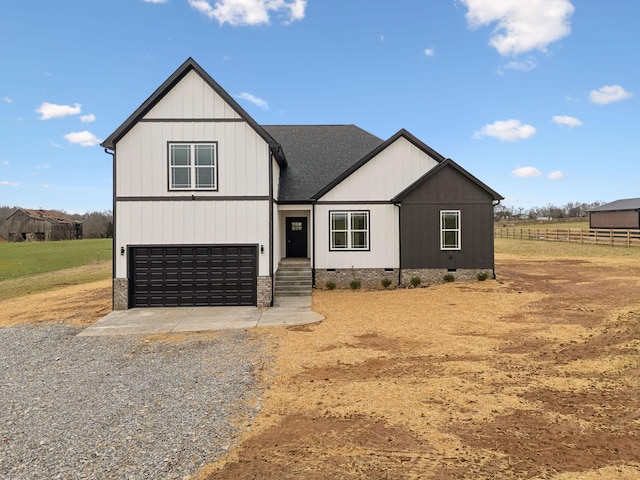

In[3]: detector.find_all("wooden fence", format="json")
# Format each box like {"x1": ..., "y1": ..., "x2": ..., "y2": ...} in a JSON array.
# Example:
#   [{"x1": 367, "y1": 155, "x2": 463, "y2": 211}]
[{"x1": 495, "y1": 227, "x2": 640, "y2": 247}]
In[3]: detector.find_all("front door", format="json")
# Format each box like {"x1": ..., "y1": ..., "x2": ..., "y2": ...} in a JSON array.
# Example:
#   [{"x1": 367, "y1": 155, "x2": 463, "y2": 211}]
[{"x1": 286, "y1": 217, "x2": 308, "y2": 257}]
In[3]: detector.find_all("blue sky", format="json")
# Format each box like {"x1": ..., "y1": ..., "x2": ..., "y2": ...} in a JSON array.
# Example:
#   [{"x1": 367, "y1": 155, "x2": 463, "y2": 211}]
[{"x1": 1, "y1": 0, "x2": 638, "y2": 213}]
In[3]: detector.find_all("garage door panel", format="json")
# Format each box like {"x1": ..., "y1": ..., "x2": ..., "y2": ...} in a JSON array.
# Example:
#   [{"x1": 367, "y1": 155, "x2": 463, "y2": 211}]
[{"x1": 130, "y1": 245, "x2": 257, "y2": 307}]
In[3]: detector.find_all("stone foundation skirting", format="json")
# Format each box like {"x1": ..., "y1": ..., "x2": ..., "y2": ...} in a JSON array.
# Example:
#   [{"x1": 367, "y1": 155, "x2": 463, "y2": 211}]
[
  {"x1": 400, "y1": 268, "x2": 492, "y2": 285},
  {"x1": 257, "y1": 276, "x2": 272, "y2": 307},
  {"x1": 113, "y1": 278, "x2": 129, "y2": 310},
  {"x1": 314, "y1": 268, "x2": 494, "y2": 289},
  {"x1": 315, "y1": 268, "x2": 400, "y2": 289}
]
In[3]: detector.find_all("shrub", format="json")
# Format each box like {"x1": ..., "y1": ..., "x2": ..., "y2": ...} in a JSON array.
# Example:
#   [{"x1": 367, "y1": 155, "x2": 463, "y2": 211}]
[
  {"x1": 325, "y1": 281, "x2": 336, "y2": 290},
  {"x1": 410, "y1": 276, "x2": 421, "y2": 288},
  {"x1": 350, "y1": 279, "x2": 362, "y2": 290},
  {"x1": 477, "y1": 271, "x2": 489, "y2": 281},
  {"x1": 381, "y1": 277, "x2": 392, "y2": 288},
  {"x1": 443, "y1": 273, "x2": 455, "y2": 283}
]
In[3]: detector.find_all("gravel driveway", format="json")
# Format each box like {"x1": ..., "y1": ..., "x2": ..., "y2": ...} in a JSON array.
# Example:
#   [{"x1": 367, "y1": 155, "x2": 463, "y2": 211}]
[{"x1": 0, "y1": 323, "x2": 267, "y2": 480}]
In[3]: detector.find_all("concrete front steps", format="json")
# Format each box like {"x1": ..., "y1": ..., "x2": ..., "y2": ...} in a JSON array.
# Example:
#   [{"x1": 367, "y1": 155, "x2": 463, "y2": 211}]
[{"x1": 274, "y1": 258, "x2": 312, "y2": 297}]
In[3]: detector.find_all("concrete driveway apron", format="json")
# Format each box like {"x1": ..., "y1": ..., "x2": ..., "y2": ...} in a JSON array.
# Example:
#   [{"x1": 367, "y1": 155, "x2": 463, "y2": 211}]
[{"x1": 78, "y1": 296, "x2": 323, "y2": 337}]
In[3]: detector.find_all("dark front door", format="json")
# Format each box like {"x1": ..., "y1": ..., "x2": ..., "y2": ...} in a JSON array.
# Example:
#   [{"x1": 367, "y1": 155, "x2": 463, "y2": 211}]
[{"x1": 286, "y1": 217, "x2": 308, "y2": 257}]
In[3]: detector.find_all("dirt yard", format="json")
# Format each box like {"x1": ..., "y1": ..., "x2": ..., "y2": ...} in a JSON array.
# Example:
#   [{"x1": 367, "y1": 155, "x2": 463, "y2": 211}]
[{"x1": 2, "y1": 253, "x2": 639, "y2": 479}]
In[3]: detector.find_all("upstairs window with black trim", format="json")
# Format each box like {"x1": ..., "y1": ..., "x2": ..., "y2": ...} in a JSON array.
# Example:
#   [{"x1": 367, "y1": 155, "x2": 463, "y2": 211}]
[
  {"x1": 440, "y1": 210, "x2": 461, "y2": 250},
  {"x1": 330, "y1": 211, "x2": 369, "y2": 251},
  {"x1": 169, "y1": 142, "x2": 217, "y2": 190}
]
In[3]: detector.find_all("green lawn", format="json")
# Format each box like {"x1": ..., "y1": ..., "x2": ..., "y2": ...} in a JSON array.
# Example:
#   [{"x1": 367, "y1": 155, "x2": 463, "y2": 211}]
[{"x1": 0, "y1": 239, "x2": 112, "y2": 281}]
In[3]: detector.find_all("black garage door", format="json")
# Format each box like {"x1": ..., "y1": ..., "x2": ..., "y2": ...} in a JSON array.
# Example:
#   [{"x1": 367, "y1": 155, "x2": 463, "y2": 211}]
[{"x1": 130, "y1": 245, "x2": 257, "y2": 307}]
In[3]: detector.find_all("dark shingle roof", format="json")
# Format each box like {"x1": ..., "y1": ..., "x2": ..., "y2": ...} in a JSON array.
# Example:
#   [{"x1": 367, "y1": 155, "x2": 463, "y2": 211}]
[
  {"x1": 589, "y1": 198, "x2": 640, "y2": 212},
  {"x1": 263, "y1": 125, "x2": 383, "y2": 202}
]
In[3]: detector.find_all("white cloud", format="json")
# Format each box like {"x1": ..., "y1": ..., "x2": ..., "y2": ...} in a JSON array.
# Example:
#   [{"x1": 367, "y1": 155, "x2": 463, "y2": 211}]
[
  {"x1": 143, "y1": 0, "x2": 167, "y2": 3},
  {"x1": 64, "y1": 131, "x2": 102, "y2": 147},
  {"x1": 512, "y1": 166, "x2": 541, "y2": 178},
  {"x1": 0, "y1": 180, "x2": 19, "y2": 187},
  {"x1": 461, "y1": 0, "x2": 574, "y2": 56},
  {"x1": 36, "y1": 102, "x2": 81, "y2": 120},
  {"x1": 547, "y1": 170, "x2": 564, "y2": 180},
  {"x1": 552, "y1": 115, "x2": 583, "y2": 127},
  {"x1": 40, "y1": 184, "x2": 49, "y2": 188},
  {"x1": 473, "y1": 119, "x2": 537, "y2": 141},
  {"x1": 1, "y1": 96, "x2": 12, "y2": 104},
  {"x1": 2, "y1": 161, "x2": 9, "y2": 165},
  {"x1": 236, "y1": 92, "x2": 269, "y2": 110},
  {"x1": 589, "y1": 85, "x2": 633, "y2": 105},
  {"x1": 500, "y1": 58, "x2": 537, "y2": 73},
  {"x1": 424, "y1": 48, "x2": 435, "y2": 57},
  {"x1": 189, "y1": 0, "x2": 306, "y2": 26},
  {"x1": 80, "y1": 114, "x2": 96, "y2": 123}
]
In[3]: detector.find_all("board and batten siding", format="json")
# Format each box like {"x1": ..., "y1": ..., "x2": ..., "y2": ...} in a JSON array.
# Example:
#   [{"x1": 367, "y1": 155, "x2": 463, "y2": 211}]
[
  {"x1": 399, "y1": 164, "x2": 496, "y2": 270},
  {"x1": 144, "y1": 69, "x2": 241, "y2": 120},
  {"x1": 319, "y1": 137, "x2": 439, "y2": 202},
  {"x1": 115, "y1": 200, "x2": 270, "y2": 278},
  {"x1": 401, "y1": 203, "x2": 494, "y2": 270},
  {"x1": 314, "y1": 204, "x2": 398, "y2": 269},
  {"x1": 115, "y1": 121, "x2": 270, "y2": 198}
]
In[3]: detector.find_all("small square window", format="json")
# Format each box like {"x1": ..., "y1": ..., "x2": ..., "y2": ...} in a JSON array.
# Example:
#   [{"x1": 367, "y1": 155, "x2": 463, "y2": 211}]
[
  {"x1": 169, "y1": 143, "x2": 217, "y2": 190},
  {"x1": 330, "y1": 211, "x2": 369, "y2": 250}
]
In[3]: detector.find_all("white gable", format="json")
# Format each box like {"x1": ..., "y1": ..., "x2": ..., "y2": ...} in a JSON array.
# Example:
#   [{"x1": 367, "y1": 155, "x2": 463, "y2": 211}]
[
  {"x1": 144, "y1": 70, "x2": 241, "y2": 120},
  {"x1": 319, "y1": 136, "x2": 440, "y2": 201}
]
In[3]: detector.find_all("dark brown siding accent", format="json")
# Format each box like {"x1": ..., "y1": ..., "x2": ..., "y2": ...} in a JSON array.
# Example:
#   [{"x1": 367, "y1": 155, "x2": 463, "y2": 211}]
[
  {"x1": 400, "y1": 164, "x2": 495, "y2": 270},
  {"x1": 589, "y1": 210, "x2": 640, "y2": 229}
]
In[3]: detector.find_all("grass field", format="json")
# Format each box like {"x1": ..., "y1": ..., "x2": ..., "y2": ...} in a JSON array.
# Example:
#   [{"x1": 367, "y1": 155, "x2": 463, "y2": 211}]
[
  {"x1": 495, "y1": 236, "x2": 640, "y2": 259},
  {"x1": 0, "y1": 239, "x2": 112, "y2": 301},
  {"x1": 0, "y1": 238, "x2": 111, "y2": 281}
]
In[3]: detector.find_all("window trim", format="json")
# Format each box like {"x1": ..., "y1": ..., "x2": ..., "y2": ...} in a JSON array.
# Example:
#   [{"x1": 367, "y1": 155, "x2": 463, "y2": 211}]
[
  {"x1": 329, "y1": 210, "x2": 370, "y2": 251},
  {"x1": 440, "y1": 210, "x2": 461, "y2": 250},
  {"x1": 168, "y1": 141, "x2": 218, "y2": 191}
]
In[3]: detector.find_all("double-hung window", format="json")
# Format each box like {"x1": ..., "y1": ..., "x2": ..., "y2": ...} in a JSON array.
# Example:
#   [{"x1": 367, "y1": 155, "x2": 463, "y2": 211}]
[
  {"x1": 169, "y1": 143, "x2": 217, "y2": 190},
  {"x1": 330, "y1": 211, "x2": 369, "y2": 250},
  {"x1": 440, "y1": 210, "x2": 460, "y2": 250}
]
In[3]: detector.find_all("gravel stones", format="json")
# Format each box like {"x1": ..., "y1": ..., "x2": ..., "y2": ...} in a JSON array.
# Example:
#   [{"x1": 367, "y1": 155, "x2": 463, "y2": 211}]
[{"x1": 0, "y1": 323, "x2": 266, "y2": 479}]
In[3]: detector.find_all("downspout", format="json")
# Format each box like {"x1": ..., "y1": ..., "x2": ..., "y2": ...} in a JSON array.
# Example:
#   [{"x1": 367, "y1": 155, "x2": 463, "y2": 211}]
[
  {"x1": 492, "y1": 199, "x2": 501, "y2": 280},
  {"x1": 268, "y1": 152, "x2": 275, "y2": 307},
  {"x1": 104, "y1": 148, "x2": 116, "y2": 310},
  {"x1": 394, "y1": 202, "x2": 401, "y2": 286},
  {"x1": 312, "y1": 201, "x2": 316, "y2": 287}
]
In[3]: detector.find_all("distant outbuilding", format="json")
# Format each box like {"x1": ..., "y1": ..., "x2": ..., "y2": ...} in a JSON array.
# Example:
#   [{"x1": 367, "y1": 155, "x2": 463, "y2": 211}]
[
  {"x1": 4, "y1": 209, "x2": 82, "y2": 242},
  {"x1": 588, "y1": 198, "x2": 640, "y2": 229}
]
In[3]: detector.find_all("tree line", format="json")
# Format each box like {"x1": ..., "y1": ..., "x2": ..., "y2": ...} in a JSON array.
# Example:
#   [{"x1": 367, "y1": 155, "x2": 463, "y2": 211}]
[
  {"x1": 0, "y1": 206, "x2": 113, "y2": 240},
  {"x1": 494, "y1": 201, "x2": 605, "y2": 222}
]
